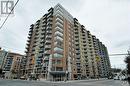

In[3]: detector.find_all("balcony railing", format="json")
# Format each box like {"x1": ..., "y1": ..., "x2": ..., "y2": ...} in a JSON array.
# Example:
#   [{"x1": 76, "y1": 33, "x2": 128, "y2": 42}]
[
  {"x1": 44, "y1": 50, "x2": 51, "y2": 55},
  {"x1": 55, "y1": 27, "x2": 63, "y2": 33},
  {"x1": 45, "y1": 40, "x2": 51, "y2": 44},
  {"x1": 56, "y1": 17, "x2": 63, "y2": 24},
  {"x1": 56, "y1": 13, "x2": 63, "y2": 20},
  {"x1": 44, "y1": 45, "x2": 51, "y2": 49},
  {"x1": 56, "y1": 22, "x2": 63, "y2": 28}
]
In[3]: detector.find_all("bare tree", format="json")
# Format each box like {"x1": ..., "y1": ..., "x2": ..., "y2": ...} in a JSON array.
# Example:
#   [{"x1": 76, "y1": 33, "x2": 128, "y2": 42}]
[{"x1": 125, "y1": 50, "x2": 130, "y2": 85}]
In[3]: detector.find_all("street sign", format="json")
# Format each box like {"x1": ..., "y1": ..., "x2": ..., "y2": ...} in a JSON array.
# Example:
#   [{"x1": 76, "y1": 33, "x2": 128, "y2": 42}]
[{"x1": 96, "y1": 56, "x2": 100, "y2": 61}]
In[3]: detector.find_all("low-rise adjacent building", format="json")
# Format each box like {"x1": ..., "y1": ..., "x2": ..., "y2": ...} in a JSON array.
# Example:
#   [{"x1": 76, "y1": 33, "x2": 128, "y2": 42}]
[
  {"x1": 0, "y1": 48, "x2": 24, "y2": 79},
  {"x1": 0, "y1": 48, "x2": 8, "y2": 69}
]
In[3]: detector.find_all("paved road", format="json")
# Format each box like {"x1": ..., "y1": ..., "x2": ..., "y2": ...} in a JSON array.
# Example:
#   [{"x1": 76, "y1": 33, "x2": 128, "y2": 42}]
[
  {"x1": 73, "y1": 80, "x2": 129, "y2": 86},
  {"x1": 0, "y1": 79, "x2": 129, "y2": 86}
]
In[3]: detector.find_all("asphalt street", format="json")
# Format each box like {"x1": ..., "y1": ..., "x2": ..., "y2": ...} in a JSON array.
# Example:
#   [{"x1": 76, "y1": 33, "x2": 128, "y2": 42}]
[{"x1": 0, "y1": 79, "x2": 129, "y2": 86}]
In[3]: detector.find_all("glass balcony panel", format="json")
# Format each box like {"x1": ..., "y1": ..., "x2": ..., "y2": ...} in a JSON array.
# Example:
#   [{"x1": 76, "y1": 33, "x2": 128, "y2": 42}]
[
  {"x1": 56, "y1": 10, "x2": 63, "y2": 16},
  {"x1": 56, "y1": 13, "x2": 63, "y2": 20},
  {"x1": 55, "y1": 31, "x2": 63, "y2": 37},
  {"x1": 55, "y1": 36, "x2": 63, "y2": 41},
  {"x1": 56, "y1": 22, "x2": 63, "y2": 28},
  {"x1": 54, "y1": 53, "x2": 63, "y2": 58},
  {"x1": 55, "y1": 26, "x2": 63, "y2": 33},
  {"x1": 54, "y1": 47, "x2": 63, "y2": 51},
  {"x1": 56, "y1": 17, "x2": 63, "y2": 24}
]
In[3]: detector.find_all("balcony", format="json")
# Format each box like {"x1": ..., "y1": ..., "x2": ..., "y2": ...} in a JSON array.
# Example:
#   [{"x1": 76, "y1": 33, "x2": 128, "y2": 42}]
[
  {"x1": 56, "y1": 13, "x2": 63, "y2": 20},
  {"x1": 55, "y1": 33, "x2": 63, "y2": 38},
  {"x1": 31, "y1": 53, "x2": 35, "y2": 56},
  {"x1": 56, "y1": 22, "x2": 63, "y2": 28},
  {"x1": 43, "y1": 56, "x2": 49, "y2": 61},
  {"x1": 46, "y1": 30, "x2": 52, "y2": 35},
  {"x1": 34, "y1": 36, "x2": 38, "y2": 40},
  {"x1": 36, "y1": 20, "x2": 40, "y2": 23},
  {"x1": 75, "y1": 38, "x2": 79, "y2": 41},
  {"x1": 55, "y1": 36, "x2": 63, "y2": 41},
  {"x1": 55, "y1": 26, "x2": 63, "y2": 33},
  {"x1": 47, "y1": 11, "x2": 53, "y2": 18},
  {"x1": 48, "y1": 7, "x2": 53, "y2": 12},
  {"x1": 40, "y1": 37, "x2": 44, "y2": 40},
  {"x1": 56, "y1": 17, "x2": 63, "y2": 24},
  {"x1": 76, "y1": 50, "x2": 80, "y2": 54},
  {"x1": 28, "y1": 32, "x2": 32, "y2": 36},
  {"x1": 32, "y1": 47, "x2": 36, "y2": 51},
  {"x1": 42, "y1": 14, "x2": 47, "y2": 19},
  {"x1": 25, "y1": 50, "x2": 28, "y2": 53},
  {"x1": 40, "y1": 41, "x2": 45, "y2": 44},
  {"x1": 87, "y1": 31, "x2": 90, "y2": 33},
  {"x1": 76, "y1": 55, "x2": 80, "y2": 59},
  {"x1": 44, "y1": 45, "x2": 51, "y2": 50},
  {"x1": 35, "y1": 24, "x2": 39, "y2": 28},
  {"x1": 76, "y1": 60, "x2": 81, "y2": 63},
  {"x1": 47, "y1": 13, "x2": 53, "y2": 19},
  {"x1": 41, "y1": 31, "x2": 45, "y2": 35},
  {"x1": 26, "y1": 43, "x2": 30, "y2": 46},
  {"x1": 47, "y1": 22, "x2": 52, "y2": 26},
  {"x1": 42, "y1": 19, "x2": 46, "y2": 23},
  {"x1": 74, "y1": 18, "x2": 78, "y2": 22},
  {"x1": 42, "y1": 23, "x2": 46, "y2": 27},
  {"x1": 42, "y1": 62, "x2": 48, "y2": 67},
  {"x1": 82, "y1": 41, "x2": 86, "y2": 43},
  {"x1": 47, "y1": 17, "x2": 53, "y2": 22},
  {"x1": 35, "y1": 29, "x2": 39, "y2": 33},
  {"x1": 32, "y1": 44, "x2": 36, "y2": 47},
  {"x1": 30, "y1": 24, "x2": 34, "y2": 28},
  {"x1": 27, "y1": 39, "x2": 31, "y2": 43},
  {"x1": 35, "y1": 33, "x2": 39, "y2": 36},
  {"x1": 44, "y1": 50, "x2": 51, "y2": 56},
  {"x1": 36, "y1": 58, "x2": 42, "y2": 62},
  {"x1": 26, "y1": 47, "x2": 29, "y2": 50},
  {"x1": 45, "y1": 40, "x2": 51, "y2": 44},
  {"x1": 28, "y1": 36, "x2": 31, "y2": 39},
  {"x1": 56, "y1": 9, "x2": 63, "y2": 16},
  {"x1": 29, "y1": 29, "x2": 33, "y2": 33},
  {"x1": 53, "y1": 53, "x2": 63, "y2": 58},
  {"x1": 46, "y1": 35, "x2": 51, "y2": 39},
  {"x1": 74, "y1": 21, "x2": 78, "y2": 26},
  {"x1": 53, "y1": 50, "x2": 63, "y2": 54},
  {"x1": 77, "y1": 66, "x2": 81, "y2": 69}
]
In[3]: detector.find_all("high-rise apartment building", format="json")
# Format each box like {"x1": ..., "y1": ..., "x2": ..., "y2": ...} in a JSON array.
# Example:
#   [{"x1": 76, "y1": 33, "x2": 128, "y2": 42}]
[
  {"x1": 74, "y1": 19, "x2": 99, "y2": 79},
  {"x1": 25, "y1": 4, "x2": 111, "y2": 81},
  {"x1": 95, "y1": 39, "x2": 111, "y2": 78}
]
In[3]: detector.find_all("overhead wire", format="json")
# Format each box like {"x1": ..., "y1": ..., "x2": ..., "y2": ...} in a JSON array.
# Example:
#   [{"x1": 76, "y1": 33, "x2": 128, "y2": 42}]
[{"x1": 0, "y1": 0, "x2": 20, "y2": 30}]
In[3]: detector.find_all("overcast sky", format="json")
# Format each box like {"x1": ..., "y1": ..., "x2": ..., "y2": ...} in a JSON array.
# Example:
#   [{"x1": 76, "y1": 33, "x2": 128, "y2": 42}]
[{"x1": 0, "y1": 0, "x2": 129, "y2": 69}]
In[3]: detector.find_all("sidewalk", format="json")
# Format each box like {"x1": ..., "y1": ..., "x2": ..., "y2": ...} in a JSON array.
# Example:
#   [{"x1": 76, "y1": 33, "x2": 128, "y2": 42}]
[
  {"x1": 67, "y1": 78, "x2": 107, "y2": 83},
  {"x1": 36, "y1": 78, "x2": 108, "y2": 83}
]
